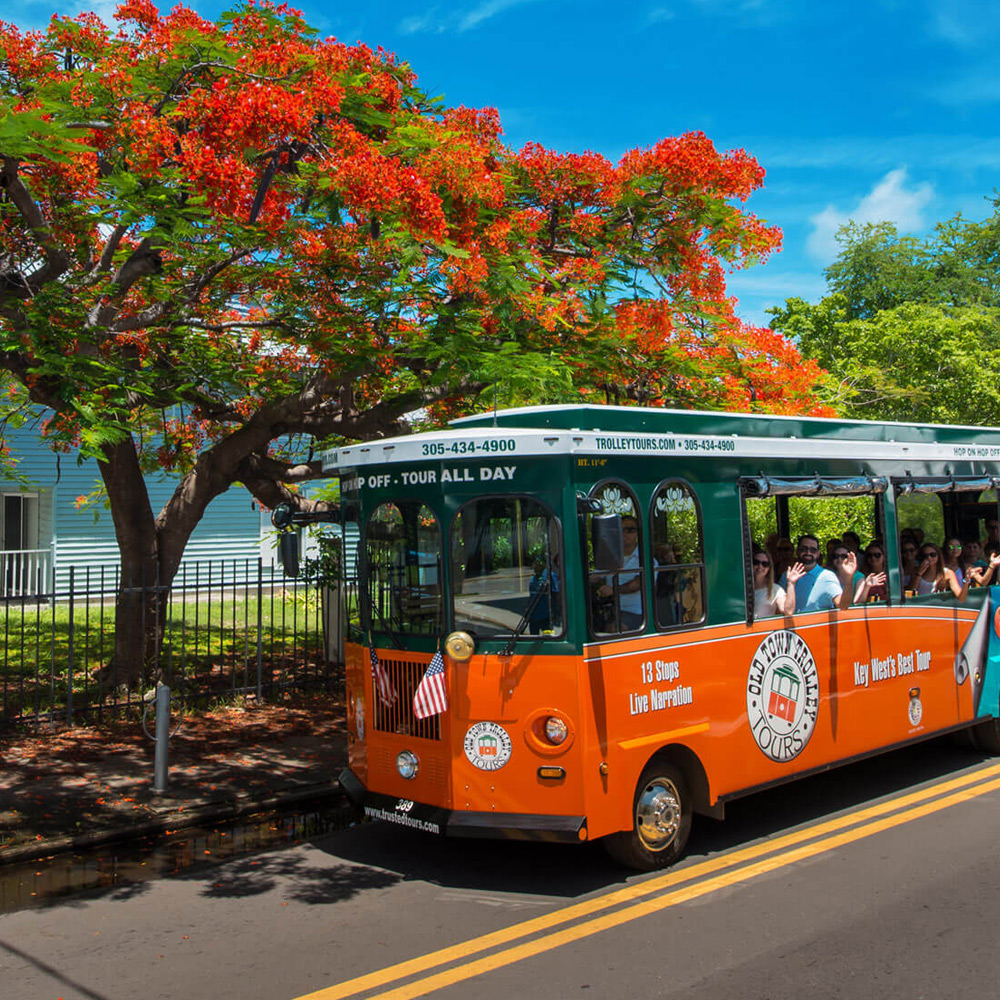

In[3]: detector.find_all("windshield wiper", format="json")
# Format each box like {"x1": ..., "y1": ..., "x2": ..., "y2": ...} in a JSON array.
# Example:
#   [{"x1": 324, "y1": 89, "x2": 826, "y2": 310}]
[{"x1": 500, "y1": 579, "x2": 550, "y2": 657}]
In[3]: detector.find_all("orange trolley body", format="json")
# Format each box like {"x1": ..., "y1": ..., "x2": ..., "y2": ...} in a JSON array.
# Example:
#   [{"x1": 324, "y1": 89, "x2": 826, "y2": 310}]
[{"x1": 325, "y1": 405, "x2": 1000, "y2": 868}]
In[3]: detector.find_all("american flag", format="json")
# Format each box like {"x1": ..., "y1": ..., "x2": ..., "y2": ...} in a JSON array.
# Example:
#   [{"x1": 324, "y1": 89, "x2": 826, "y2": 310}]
[
  {"x1": 413, "y1": 650, "x2": 448, "y2": 719},
  {"x1": 369, "y1": 642, "x2": 397, "y2": 707}
]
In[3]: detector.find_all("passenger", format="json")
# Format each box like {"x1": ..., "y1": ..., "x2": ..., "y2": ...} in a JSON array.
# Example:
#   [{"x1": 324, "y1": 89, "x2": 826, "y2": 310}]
[
  {"x1": 899, "y1": 536, "x2": 918, "y2": 583},
  {"x1": 912, "y1": 527, "x2": 925, "y2": 546},
  {"x1": 774, "y1": 537, "x2": 795, "y2": 578},
  {"x1": 752, "y1": 546, "x2": 800, "y2": 617},
  {"x1": 825, "y1": 537, "x2": 842, "y2": 567},
  {"x1": 960, "y1": 537, "x2": 988, "y2": 574},
  {"x1": 831, "y1": 544, "x2": 866, "y2": 602},
  {"x1": 907, "y1": 543, "x2": 970, "y2": 600},
  {"x1": 653, "y1": 542, "x2": 682, "y2": 625},
  {"x1": 842, "y1": 530, "x2": 862, "y2": 556},
  {"x1": 597, "y1": 515, "x2": 643, "y2": 630},
  {"x1": 860, "y1": 542, "x2": 888, "y2": 601},
  {"x1": 779, "y1": 534, "x2": 851, "y2": 612},
  {"x1": 943, "y1": 537, "x2": 965, "y2": 587},
  {"x1": 968, "y1": 550, "x2": 1000, "y2": 588}
]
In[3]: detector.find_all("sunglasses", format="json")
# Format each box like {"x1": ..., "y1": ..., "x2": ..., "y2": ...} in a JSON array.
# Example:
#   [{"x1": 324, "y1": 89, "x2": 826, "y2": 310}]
[
  {"x1": 833, "y1": 552, "x2": 850, "y2": 560},
  {"x1": 753, "y1": 559, "x2": 770, "y2": 567},
  {"x1": 798, "y1": 546, "x2": 819, "y2": 554},
  {"x1": 948, "y1": 543, "x2": 962, "y2": 551},
  {"x1": 902, "y1": 546, "x2": 917, "y2": 553},
  {"x1": 867, "y1": 551, "x2": 884, "y2": 558},
  {"x1": 919, "y1": 551, "x2": 937, "y2": 559}
]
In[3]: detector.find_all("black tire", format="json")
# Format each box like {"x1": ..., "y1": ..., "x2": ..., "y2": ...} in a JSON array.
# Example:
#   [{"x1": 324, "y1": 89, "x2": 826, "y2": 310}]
[
  {"x1": 604, "y1": 758, "x2": 692, "y2": 871},
  {"x1": 970, "y1": 717, "x2": 1000, "y2": 755}
]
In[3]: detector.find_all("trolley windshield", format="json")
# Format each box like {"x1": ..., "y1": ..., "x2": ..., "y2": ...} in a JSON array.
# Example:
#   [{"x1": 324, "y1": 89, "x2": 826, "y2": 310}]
[{"x1": 450, "y1": 496, "x2": 563, "y2": 638}]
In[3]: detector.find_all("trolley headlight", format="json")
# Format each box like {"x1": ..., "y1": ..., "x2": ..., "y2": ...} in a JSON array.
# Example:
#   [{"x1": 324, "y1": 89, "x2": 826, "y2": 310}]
[
  {"x1": 445, "y1": 630, "x2": 475, "y2": 662},
  {"x1": 544, "y1": 715, "x2": 569, "y2": 745},
  {"x1": 396, "y1": 750, "x2": 419, "y2": 780}
]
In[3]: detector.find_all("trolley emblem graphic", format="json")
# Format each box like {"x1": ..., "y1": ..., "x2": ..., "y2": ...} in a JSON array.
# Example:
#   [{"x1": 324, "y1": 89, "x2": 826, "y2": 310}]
[{"x1": 747, "y1": 631, "x2": 820, "y2": 763}]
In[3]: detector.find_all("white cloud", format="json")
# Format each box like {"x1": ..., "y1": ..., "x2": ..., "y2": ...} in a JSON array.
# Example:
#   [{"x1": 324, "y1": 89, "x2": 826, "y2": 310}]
[
  {"x1": 806, "y1": 168, "x2": 935, "y2": 262},
  {"x1": 399, "y1": 0, "x2": 539, "y2": 34}
]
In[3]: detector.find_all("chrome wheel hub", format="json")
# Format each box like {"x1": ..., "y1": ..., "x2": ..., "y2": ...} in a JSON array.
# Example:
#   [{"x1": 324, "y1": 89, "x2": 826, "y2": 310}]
[{"x1": 635, "y1": 777, "x2": 681, "y2": 851}]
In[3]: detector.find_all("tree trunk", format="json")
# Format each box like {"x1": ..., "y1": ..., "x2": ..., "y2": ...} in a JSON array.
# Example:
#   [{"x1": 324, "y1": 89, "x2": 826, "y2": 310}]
[{"x1": 97, "y1": 439, "x2": 178, "y2": 688}]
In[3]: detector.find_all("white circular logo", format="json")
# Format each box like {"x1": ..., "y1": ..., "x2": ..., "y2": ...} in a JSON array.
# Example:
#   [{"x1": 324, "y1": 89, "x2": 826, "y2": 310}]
[
  {"x1": 746, "y1": 631, "x2": 820, "y2": 762},
  {"x1": 463, "y1": 722, "x2": 513, "y2": 771},
  {"x1": 908, "y1": 689, "x2": 923, "y2": 727}
]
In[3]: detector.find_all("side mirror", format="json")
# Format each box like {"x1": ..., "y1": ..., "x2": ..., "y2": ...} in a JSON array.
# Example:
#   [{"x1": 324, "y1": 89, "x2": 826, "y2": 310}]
[
  {"x1": 592, "y1": 513, "x2": 623, "y2": 572},
  {"x1": 278, "y1": 531, "x2": 300, "y2": 577},
  {"x1": 272, "y1": 503, "x2": 295, "y2": 529}
]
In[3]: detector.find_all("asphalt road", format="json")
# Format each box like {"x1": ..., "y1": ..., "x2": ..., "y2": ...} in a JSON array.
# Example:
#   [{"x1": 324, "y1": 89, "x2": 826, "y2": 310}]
[{"x1": 3, "y1": 738, "x2": 1000, "y2": 1000}]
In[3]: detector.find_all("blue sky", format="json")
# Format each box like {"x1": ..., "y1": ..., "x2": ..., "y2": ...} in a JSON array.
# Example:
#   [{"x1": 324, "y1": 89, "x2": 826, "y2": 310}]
[{"x1": 21, "y1": 0, "x2": 1000, "y2": 326}]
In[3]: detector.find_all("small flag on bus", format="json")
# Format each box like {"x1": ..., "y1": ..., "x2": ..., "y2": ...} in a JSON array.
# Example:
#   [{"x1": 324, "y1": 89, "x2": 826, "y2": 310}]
[
  {"x1": 413, "y1": 650, "x2": 448, "y2": 719},
  {"x1": 369, "y1": 642, "x2": 397, "y2": 707}
]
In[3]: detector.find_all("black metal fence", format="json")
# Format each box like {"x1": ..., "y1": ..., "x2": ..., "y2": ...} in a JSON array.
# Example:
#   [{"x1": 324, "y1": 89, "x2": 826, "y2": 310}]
[{"x1": 0, "y1": 558, "x2": 340, "y2": 732}]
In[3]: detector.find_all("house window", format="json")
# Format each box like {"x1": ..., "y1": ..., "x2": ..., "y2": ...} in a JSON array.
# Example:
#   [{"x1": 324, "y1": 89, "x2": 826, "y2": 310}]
[
  {"x1": 2, "y1": 493, "x2": 39, "y2": 551},
  {"x1": 1, "y1": 493, "x2": 41, "y2": 597}
]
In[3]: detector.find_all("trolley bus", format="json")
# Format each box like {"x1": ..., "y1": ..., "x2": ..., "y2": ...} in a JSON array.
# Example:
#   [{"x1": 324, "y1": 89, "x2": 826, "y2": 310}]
[{"x1": 284, "y1": 405, "x2": 1000, "y2": 869}]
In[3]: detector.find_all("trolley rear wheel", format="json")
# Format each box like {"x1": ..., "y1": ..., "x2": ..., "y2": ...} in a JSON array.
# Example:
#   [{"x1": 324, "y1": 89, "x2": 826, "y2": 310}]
[
  {"x1": 604, "y1": 758, "x2": 692, "y2": 871},
  {"x1": 970, "y1": 717, "x2": 1000, "y2": 755}
]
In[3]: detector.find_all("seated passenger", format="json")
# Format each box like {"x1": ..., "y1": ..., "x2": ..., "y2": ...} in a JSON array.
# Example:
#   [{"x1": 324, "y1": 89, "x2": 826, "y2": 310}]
[
  {"x1": 860, "y1": 542, "x2": 888, "y2": 601},
  {"x1": 906, "y1": 543, "x2": 970, "y2": 600},
  {"x1": 779, "y1": 534, "x2": 851, "y2": 612},
  {"x1": 943, "y1": 537, "x2": 965, "y2": 587},
  {"x1": 654, "y1": 542, "x2": 682, "y2": 625},
  {"x1": 774, "y1": 537, "x2": 795, "y2": 578},
  {"x1": 842, "y1": 530, "x2": 862, "y2": 556},
  {"x1": 825, "y1": 537, "x2": 842, "y2": 567},
  {"x1": 752, "y1": 546, "x2": 799, "y2": 617},
  {"x1": 967, "y1": 551, "x2": 1000, "y2": 588},
  {"x1": 899, "y1": 535, "x2": 918, "y2": 583},
  {"x1": 960, "y1": 537, "x2": 988, "y2": 574}
]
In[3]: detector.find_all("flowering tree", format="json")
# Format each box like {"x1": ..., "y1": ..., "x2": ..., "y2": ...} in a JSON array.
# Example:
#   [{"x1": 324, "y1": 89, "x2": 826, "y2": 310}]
[{"x1": 0, "y1": 2, "x2": 827, "y2": 682}]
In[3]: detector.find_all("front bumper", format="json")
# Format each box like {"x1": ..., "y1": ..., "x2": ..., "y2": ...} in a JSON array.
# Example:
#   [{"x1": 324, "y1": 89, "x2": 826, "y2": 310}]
[{"x1": 339, "y1": 768, "x2": 588, "y2": 844}]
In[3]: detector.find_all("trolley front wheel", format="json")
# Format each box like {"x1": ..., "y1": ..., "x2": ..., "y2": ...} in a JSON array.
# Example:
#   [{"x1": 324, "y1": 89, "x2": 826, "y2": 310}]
[{"x1": 604, "y1": 758, "x2": 692, "y2": 871}]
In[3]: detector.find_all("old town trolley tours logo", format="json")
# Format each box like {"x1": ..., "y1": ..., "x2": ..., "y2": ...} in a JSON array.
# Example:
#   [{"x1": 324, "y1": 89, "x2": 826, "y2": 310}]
[
  {"x1": 746, "y1": 630, "x2": 820, "y2": 762},
  {"x1": 463, "y1": 721, "x2": 513, "y2": 771}
]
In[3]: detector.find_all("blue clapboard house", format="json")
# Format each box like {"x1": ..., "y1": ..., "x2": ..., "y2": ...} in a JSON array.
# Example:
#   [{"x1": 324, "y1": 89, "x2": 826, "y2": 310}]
[{"x1": 0, "y1": 419, "x2": 274, "y2": 598}]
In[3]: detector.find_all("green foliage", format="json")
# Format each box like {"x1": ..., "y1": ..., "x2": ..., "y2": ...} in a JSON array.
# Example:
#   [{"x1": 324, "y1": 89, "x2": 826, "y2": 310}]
[
  {"x1": 747, "y1": 496, "x2": 879, "y2": 550},
  {"x1": 771, "y1": 202, "x2": 1000, "y2": 426}
]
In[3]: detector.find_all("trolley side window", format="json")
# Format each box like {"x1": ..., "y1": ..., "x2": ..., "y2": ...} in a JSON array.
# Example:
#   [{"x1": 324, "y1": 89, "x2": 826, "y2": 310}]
[
  {"x1": 450, "y1": 497, "x2": 564, "y2": 639},
  {"x1": 742, "y1": 475, "x2": 887, "y2": 618},
  {"x1": 650, "y1": 481, "x2": 705, "y2": 629},
  {"x1": 894, "y1": 478, "x2": 1000, "y2": 602},
  {"x1": 586, "y1": 481, "x2": 645, "y2": 636},
  {"x1": 363, "y1": 501, "x2": 442, "y2": 636}
]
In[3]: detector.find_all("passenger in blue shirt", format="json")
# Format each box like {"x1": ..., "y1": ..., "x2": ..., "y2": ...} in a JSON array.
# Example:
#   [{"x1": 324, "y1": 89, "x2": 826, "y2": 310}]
[{"x1": 778, "y1": 534, "x2": 853, "y2": 612}]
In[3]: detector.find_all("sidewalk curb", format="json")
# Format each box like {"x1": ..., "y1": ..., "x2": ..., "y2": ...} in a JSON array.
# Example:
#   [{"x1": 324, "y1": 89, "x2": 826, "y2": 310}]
[{"x1": 0, "y1": 780, "x2": 348, "y2": 867}]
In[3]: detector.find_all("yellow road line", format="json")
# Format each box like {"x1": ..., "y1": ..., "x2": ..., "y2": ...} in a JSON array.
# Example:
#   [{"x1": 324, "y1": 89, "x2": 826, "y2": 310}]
[{"x1": 294, "y1": 761, "x2": 1000, "y2": 1000}]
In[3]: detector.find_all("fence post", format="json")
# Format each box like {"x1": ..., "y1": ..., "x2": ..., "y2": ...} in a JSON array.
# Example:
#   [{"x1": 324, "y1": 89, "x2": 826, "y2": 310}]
[
  {"x1": 66, "y1": 566, "x2": 74, "y2": 726},
  {"x1": 256, "y1": 558, "x2": 264, "y2": 702},
  {"x1": 154, "y1": 684, "x2": 170, "y2": 794}
]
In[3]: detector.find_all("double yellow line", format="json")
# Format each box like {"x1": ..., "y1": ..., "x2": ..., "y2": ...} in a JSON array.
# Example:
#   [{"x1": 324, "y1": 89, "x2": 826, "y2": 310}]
[{"x1": 296, "y1": 761, "x2": 1000, "y2": 1000}]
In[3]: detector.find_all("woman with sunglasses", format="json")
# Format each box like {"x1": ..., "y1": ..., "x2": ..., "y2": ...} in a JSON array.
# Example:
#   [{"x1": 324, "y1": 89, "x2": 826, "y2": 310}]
[
  {"x1": 906, "y1": 543, "x2": 971, "y2": 600},
  {"x1": 943, "y1": 537, "x2": 965, "y2": 587},
  {"x1": 752, "y1": 546, "x2": 801, "y2": 617},
  {"x1": 860, "y1": 543, "x2": 888, "y2": 601}
]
